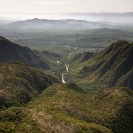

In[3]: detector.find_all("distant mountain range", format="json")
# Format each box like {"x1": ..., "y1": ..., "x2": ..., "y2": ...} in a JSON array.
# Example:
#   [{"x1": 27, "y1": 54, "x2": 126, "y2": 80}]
[
  {"x1": 4, "y1": 18, "x2": 109, "y2": 29},
  {"x1": 63, "y1": 12, "x2": 133, "y2": 24}
]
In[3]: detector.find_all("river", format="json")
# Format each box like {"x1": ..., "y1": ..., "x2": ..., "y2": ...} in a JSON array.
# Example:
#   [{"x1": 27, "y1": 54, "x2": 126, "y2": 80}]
[
  {"x1": 62, "y1": 74, "x2": 66, "y2": 83},
  {"x1": 57, "y1": 60, "x2": 69, "y2": 83}
]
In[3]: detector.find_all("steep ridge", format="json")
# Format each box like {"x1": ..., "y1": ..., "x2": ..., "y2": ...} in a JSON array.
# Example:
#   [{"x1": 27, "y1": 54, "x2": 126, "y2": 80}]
[
  {"x1": 69, "y1": 41, "x2": 133, "y2": 90},
  {"x1": 0, "y1": 60, "x2": 59, "y2": 109},
  {"x1": 0, "y1": 36, "x2": 56, "y2": 70},
  {"x1": 1, "y1": 83, "x2": 133, "y2": 133}
]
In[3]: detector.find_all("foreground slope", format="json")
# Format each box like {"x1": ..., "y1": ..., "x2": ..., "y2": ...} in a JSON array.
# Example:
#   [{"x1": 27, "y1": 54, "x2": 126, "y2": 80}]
[
  {"x1": 0, "y1": 61, "x2": 59, "y2": 109},
  {"x1": 69, "y1": 41, "x2": 133, "y2": 90},
  {"x1": 1, "y1": 83, "x2": 133, "y2": 133}
]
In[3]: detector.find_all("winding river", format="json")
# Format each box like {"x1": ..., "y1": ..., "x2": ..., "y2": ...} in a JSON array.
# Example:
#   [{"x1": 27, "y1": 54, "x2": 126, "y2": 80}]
[
  {"x1": 61, "y1": 64, "x2": 69, "y2": 83},
  {"x1": 62, "y1": 74, "x2": 66, "y2": 83},
  {"x1": 57, "y1": 60, "x2": 69, "y2": 83}
]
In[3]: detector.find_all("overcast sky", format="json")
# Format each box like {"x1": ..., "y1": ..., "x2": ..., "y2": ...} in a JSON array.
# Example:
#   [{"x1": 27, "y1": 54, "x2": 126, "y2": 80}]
[{"x1": 0, "y1": 0, "x2": 133, "y2": 13}]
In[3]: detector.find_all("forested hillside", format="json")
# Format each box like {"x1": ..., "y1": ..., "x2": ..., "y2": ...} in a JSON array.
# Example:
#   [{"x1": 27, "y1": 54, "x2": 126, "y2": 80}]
[{"x1": 69, "y1": 41, "x2": 133, "y2": 91}]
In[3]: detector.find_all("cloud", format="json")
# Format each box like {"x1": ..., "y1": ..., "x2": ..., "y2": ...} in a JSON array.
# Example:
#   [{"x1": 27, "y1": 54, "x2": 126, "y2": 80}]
[{"x1": 33, "y1": 1, "x2": 80, "y2": 5}]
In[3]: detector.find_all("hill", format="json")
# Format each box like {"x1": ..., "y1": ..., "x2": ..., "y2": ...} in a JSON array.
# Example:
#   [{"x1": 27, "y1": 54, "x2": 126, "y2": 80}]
[
  {"x1": 4, "y1": 18, "x2": 109, "y2": 29},
  {"x1": 0, "y1": 36, "x2": 58, "y2": 70},
  {"x1": 41, "y1": 50, "x2": 61, "y2": 59},
  {"x1": 69, "y1": 41, "x2": 133, "y2": 90},
  {"x1": 1, "y1": 83, "x2": 133, "y2": 133},
  {"x1": 0, "y1": 60, "x2": 59, "y2": 109},
  {"x1": 70, "y1": 51, "x2": 94, "y2": 63}
]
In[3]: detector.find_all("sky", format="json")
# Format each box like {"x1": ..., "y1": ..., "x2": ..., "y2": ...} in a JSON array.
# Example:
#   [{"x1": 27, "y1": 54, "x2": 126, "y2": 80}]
[{"x1": 0, "y1": 0, "x2": 133, "y2": 13}]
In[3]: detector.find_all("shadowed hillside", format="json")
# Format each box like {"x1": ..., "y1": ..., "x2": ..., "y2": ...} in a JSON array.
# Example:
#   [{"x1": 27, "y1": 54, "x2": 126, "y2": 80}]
[{"x1": 0, "y1": 36, "x2": 58, "y2": 70}]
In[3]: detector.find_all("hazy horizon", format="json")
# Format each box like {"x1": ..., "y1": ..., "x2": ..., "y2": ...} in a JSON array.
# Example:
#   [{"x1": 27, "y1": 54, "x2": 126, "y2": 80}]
[
  {"x1": 0, "y1": 12, "x2": 133, "y2": 25},
  {"x1": 0, "y1": 0, "x2": 133, "y2": 23},
  {"x1": 0, "y1": 0, "x2": 133, "y2": 14}
]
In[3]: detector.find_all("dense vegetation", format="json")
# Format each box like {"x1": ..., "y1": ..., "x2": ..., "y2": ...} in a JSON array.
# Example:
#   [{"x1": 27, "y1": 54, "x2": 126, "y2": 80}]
[
  {"x1": 0, "y1": 60, "x2": 59, "y2": 109},
  {"x1": 0, "y1": 33, "x2": 133, "y2": 133},
  {"x1": 1, "y1": 83, "x2": 133, "y2": 133},
  {"x1": 69, "y1": 41, "x2": 133, "y2": 91}
]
